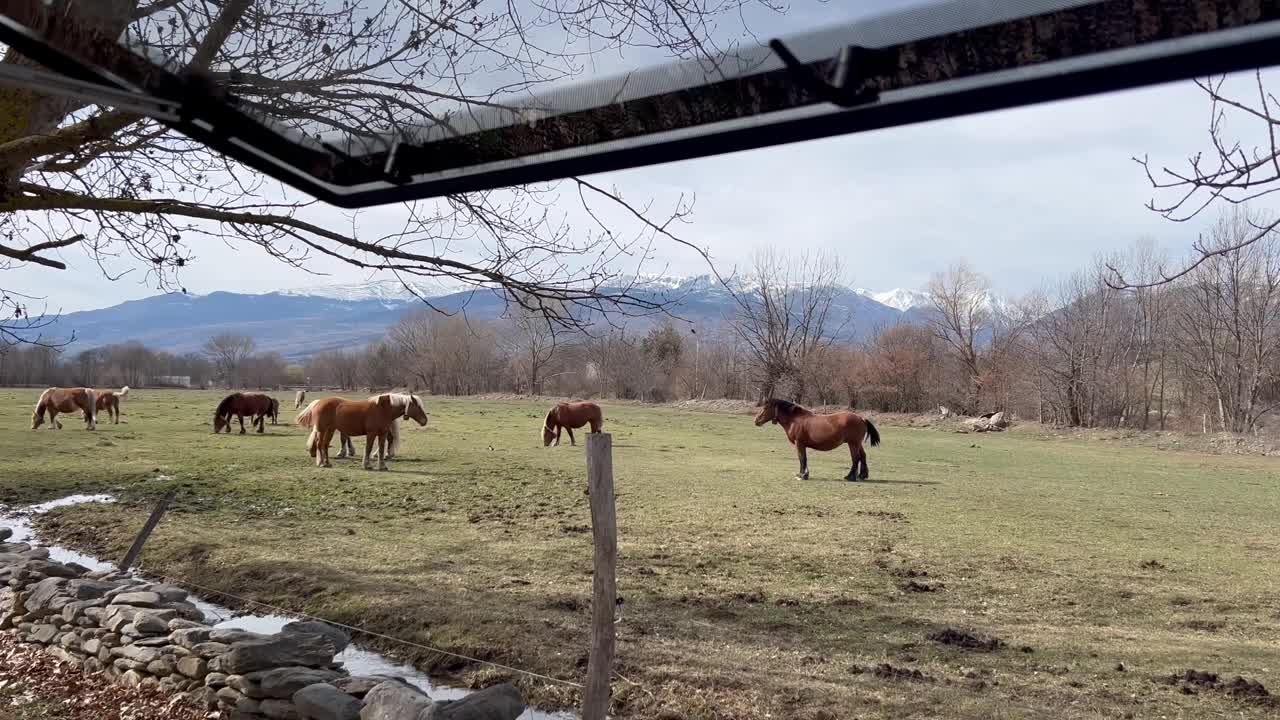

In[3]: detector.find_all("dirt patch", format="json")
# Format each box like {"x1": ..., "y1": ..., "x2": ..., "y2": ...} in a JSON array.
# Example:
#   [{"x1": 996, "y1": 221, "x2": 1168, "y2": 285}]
[
  {"x1": 1181, "y1": 619, "x2": 1226, "y2": 632},
  {"x1": 849, "y1": 664, "x2": 933, "y2": 683},
  {"x1": 927, "y1": 628, "x2": 1005, "y2": 652},
  {"x1": 1165, "y1": 670, "x2": 1273, "y2": 705},
  {"x1": 900, "y1": 581, "x2": 943, "y2": 593},
  {"x1": 1139, "y1": 559, "x2": 1169, "y2": 570},
  {"x1": 855, "y1": 510, "x2": 909, "y2": 523},
  {"x1": 889, "y1": 566, "x2": 929, "y2": 579}
]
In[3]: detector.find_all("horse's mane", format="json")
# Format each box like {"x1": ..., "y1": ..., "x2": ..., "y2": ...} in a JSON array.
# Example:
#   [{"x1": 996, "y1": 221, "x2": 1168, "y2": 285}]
[
  {"x1": 543, "y1": 406, "x2": 557, "y2": 428},
  {"x1": 214, "y1": 393, "x2": 238, "y2": 418},
  {"x1": 768, "y1": 398, "x2": 808, "y2": 416}
]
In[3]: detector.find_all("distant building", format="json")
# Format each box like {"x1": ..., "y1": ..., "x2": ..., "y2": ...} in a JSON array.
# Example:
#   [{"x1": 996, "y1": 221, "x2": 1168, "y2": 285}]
[{"x1": 151, "y1": 375, "x2": 192, "y2": 387}]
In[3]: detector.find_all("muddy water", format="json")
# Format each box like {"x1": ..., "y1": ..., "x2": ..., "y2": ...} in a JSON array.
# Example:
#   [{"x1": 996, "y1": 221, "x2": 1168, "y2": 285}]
[{"x1": 3, "y1": 495, "x2": 572, "y2": 719}]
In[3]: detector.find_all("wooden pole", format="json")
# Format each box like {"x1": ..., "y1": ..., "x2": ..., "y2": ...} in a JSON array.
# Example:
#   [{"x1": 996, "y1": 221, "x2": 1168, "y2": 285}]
[
  {"x1": 582, "y1": 433, "x2": 617, "y2": 720},
  {"x1": 119, "y1": 489, "x2": 176, "y2": 571}
]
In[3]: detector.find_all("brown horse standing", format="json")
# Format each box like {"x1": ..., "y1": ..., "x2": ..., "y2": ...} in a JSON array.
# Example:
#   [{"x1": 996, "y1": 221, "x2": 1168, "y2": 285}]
[
  {"x1": 542, "y1": 401, "x2": 604, "y2": 447},
  {"x1": 213, "y1": 392, "x2": 276, "y2": 434},
  {"x1": 268, "y1": 397, "x2": 280, "y2": 425},
  {"x1": 31, "y1": 388, "x2": 97, "y2": 430},
  {"x1": 754, "y1": 399, "x2": 880, "y2": 481},
  {"x1": 295, "y1": 394, "x2": 428, "y2": 470},
  {"x1": 95, "y1": 386, "x2": 130, "y2": 424}
]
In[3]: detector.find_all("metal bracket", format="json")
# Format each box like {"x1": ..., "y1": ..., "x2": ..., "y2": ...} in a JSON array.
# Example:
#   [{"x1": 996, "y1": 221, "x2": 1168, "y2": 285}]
[{"x1": 768, "y1": 39, "x2": 894, "y2": 108}]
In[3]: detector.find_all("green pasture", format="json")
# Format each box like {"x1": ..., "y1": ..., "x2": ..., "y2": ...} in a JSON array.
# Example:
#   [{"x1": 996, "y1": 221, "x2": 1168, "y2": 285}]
[{"x1": 0, "y1": 388, "x2": 1277, "y2": 719}]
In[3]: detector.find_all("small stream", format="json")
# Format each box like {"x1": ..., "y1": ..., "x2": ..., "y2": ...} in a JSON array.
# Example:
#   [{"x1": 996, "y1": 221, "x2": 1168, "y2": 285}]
[{"x1": 3, "y1": 495, "x2": 572, "y2": 719}]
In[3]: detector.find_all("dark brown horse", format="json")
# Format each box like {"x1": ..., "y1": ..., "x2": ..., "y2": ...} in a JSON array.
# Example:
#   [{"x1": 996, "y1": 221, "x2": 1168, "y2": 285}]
[
  {"x1": 95, "y1": 386, "x2": 130, "y2": 424},
  {"x1": 213, "y1": 392, "x2": 276, "y2": 434},
  {"x1": 754, "y1": 399, "x2": 880, "y2": 481},
  {"x1": 31, "y1": 388, "x2": 97, "y2": 430},
  {"x1": 296, "y1": 394, "x2": 429, "y2": 469},
  {"x1": 268, "y1": 397, "x2": 280, "y2": 425},
  {"x1": 542, "y1": 401, "x2": 604, "y2": 447}
]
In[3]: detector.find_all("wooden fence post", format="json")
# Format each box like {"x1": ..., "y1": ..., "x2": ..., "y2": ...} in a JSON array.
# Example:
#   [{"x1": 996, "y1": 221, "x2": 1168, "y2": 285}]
[
  {"x1": 119, "y1": 489, "x2": 176, "y2": 571},
  {"x1": 582, "y1": 433, "x2": 617, "y2": 720}
]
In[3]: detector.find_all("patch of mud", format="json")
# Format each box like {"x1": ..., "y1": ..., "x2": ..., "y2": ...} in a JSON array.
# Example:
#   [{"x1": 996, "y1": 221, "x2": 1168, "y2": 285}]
[
  {"x1": 1181, "y1": 619, "x2": 1226, "y2": 632},
  {"x1": 849, "y1": 664, "x2": 933, "y2": 683},
  {"x1": 927, "y1": 628, "x2": 1005, "y2": 652},
  {"x1": 855, "y1": 510, "x2": 908, "y2": 523},
  {"x1": 558, "y1": 524, "x2": 589, "y2": 534},
  {"x1": 900, "y1": 581, "x2": 943, "y2": 593},
  {"x1": 1164, "y1": 670, "x2": 1273, "y2": 705},
  {"x1": 889, "y1": 567, "x2": 929, "y2": 579},
  {"x1": 1139, "y1": 559, "x2": 1169, "y2": 570}
]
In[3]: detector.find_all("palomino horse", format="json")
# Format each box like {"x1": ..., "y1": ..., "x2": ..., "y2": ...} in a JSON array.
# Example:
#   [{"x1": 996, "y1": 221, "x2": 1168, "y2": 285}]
[
  {"x1": 754, "y1": 398, "x2": 881, "y2": 481},
  {"x1": 95, "y1": 386, "x2": 130, "y2": 424},
  {"x1": 294, "y1": 390, "x2": 306, "y2": 409},
  {"x1": 31, "y1": 388, "x2": 97, "y2": 430},
  {"x1": 295, "y1": 394, "x2": 429, "y2": 470},
  {"x1": 542, "y1": 401, "x2": 604, "y2": 447},
  {"x1": 213, "y1": 392, "x2": 276, "y2": 434},
  {"x1": 331, "y1": 393, "x2": 427, "y2": 460}
]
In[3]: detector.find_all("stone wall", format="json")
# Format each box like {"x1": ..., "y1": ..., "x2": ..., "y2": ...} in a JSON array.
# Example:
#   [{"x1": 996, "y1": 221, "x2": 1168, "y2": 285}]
[{"x1": 0, "y1": 526, "x2": 526, "y2": 720}]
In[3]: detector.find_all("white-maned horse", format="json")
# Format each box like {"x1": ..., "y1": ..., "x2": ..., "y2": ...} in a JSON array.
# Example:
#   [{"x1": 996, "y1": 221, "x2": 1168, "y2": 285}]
[{"x1": 298, "y1": 393, "x2": 427, "y2": 460}]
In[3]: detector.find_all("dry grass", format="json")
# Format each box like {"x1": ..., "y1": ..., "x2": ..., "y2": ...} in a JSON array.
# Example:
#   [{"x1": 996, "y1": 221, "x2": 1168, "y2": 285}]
[{"x1": 1, "y1": 388, "x2": 1278, "y2": 719}]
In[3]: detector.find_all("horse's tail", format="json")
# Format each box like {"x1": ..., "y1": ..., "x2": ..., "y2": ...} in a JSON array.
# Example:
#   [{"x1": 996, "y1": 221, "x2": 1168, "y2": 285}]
[
  {"x1": 865, "y1": 418, "x2": 881, "y2": 448},
  {"x1": 295, "y1": 399, "x2": 320, "y2": 429},
  {"x1": 84, "y1": 388, "x2": 97, "y2": 428},
  {"x1": 118, "y1": 386, "x2": 130, "y2": 399},
  {"x1": 388, "y1": 419, "x2": 401, "y2": 456}
]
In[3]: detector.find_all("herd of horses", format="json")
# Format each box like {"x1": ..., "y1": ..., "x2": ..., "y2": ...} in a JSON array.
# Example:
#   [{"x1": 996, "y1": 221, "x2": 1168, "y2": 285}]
[{"x1": 27, "y1": 387, "x2": 882, "y2": 480}]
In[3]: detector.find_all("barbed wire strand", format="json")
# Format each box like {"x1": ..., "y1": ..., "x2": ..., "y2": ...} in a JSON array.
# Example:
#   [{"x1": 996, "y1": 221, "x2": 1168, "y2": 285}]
[{"x1": 144, "y1": 570, "x2": 584, "y2": 689}]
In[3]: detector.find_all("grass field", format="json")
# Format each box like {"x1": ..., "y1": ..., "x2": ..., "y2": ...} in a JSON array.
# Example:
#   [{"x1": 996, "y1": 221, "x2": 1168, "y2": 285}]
[{"x1": 1, "y1": 388, "x2": 1278, "y2": 719}]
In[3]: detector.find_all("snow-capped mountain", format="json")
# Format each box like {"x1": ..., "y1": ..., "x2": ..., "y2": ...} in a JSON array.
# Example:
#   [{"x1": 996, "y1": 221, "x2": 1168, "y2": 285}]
[{"x1": 50, "y1": 276, "x2": 961, "y2": 359}]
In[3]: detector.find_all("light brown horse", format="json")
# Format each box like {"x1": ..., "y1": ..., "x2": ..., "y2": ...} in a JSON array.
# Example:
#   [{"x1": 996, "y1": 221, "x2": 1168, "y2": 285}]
[
  {"x1": 331, "y1": 393, "x2": 427, "y2": 460},
  {"x1": 31, "y1": 388, "x2": 98, "y2": 431},
  {"x1": 542, "y1": 401, "x2": 604, "y2": 447},
  {"x1": 213, "y1": 392, "x2": 276, "y2": 434},
  {"x1": 296, "y1": 394, "x2": 428, "y2": 470},
  {"x1": 95, "y1": 386, "x2": 130, "y2": 424},
  {"x1": 294, "y1": 390, "x2": 306, "y2": 409},
  {"x1": 754, "y1": 398, "x2": 880, "y2": 481}
]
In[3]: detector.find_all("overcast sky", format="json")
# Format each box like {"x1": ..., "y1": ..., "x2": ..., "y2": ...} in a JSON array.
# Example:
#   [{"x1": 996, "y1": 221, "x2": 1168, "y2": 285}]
[{"x1": 2, "y1": 0, "x2": 1262, "y2": 313}]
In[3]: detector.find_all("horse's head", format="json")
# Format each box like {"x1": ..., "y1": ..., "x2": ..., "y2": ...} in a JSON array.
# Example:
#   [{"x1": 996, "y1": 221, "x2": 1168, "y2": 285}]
[
  {"x1": 213, "y1": 412, "x2": 227, "y2": 433},
  {"x1": 753, "y1": 399, "x2": 778, "y2": 426},
  {"x1": 542, "y1": 407, "x2": 557, "y2": 446},
  {"x1": 30, "y1": 408, "x2": 43, "y2": 430},
  {"x1": 405, "y1": 395, "x2": 429, "y2": 426}
]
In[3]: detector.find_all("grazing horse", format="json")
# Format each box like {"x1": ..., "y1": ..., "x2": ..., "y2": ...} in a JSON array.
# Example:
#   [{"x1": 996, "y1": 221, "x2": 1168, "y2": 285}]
[
  {"x1": 95, "y1": 386, "x2": 130, "y2": 424},
  {"x1": 213, "y1": 392, "x2": 275, "y2": 434},
  {"x1": 294, "y1": 390, "x2": 306, "y2": 409},
  {"x1": 295, "y1": 394, "x2": 429, "y2": 470},
  {"x1": 542, "y1": 401, "x2": 604, "y2": 447},
  {"x1": 754, "y1": 398, "x2": 880, "y2": 481},
  {"x1": 268, "y1": 397, "x2": 281, "y2": 425},
  {"x1": 31, "y1": 388, "x2": 97, "y2": 431},
  {"x1": 331, "y1": 393, "x2": 428, "y2": 460}
]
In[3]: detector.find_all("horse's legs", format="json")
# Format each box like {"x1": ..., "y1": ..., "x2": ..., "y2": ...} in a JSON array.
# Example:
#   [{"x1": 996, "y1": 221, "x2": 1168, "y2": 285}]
[
  {"x1": 554, "y1": 426, "x2": 562, "y2": 447},
  {"x1": 256, "y1": 413, "x2": 265, "y2": 434},
  {"x1": 566, "y1": 426, "x2": 576, "y2": 446},
  {"x1": 845, "y1": 441, "x2": 860, "y2": 481},
  {"x1": 377, "y1": 431, "x2": 388, "y2": 471},
  {"x1": 48, "y1": 411, "x2": 59, "y2": 430},
  {"x1": 363, "y1": 434, "x2": 375, "y2": 470},
  {"x1": 238, "y1": 413, "x2": 246, "y2": 434},
  {"x1": 336, "y1": 433, "x2": 349, "y2": 459},
  {"x1": 319, "y1": 428, "x2": 334, "y2": 467},
  {"x1": 796, "y1": 445, "x2": 809, "y2": 480},
  {"x1": 858, "y1": 445, "x2": 870, "y2": 480}
]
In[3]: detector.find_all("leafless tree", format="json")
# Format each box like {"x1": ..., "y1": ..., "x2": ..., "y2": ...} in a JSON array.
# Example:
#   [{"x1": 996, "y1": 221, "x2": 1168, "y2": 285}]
[
  {"x1": 1123, "y1": 71, "x2": 1280, "y2": 287},
  {"x1": 201, "y1": 333, "x2": 255, "y2": 386},
  {"x1": 727, "y1": 249, "x2": 844, "y2": 402},
  {"x1": 389, "y1": 309, "x2": 500, "y2": 394},
  {"x1": 925, "y1": 262, "x2": 993, "y2": 412},
  {"x1": 500, "y1": 306, "x2": 559, "y2": 395},
  {"x1": 0, "y1": 0, "x2": 794, "y2": 342},
  {"x1": 1171, "y1": 207, "x2": 1280, "y2": 433}
]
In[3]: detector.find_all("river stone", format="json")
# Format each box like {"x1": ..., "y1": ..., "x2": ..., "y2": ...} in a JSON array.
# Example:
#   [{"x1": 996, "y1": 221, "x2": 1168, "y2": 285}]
[
  {"x1": 295, "y1": 683, "x2": 362, "y2": 720},
  {"x1": 129, "y1": 583, "x2": 189, "y2": 603},
  {"x1": 66, "y1": 579, "x2": 118, "y2": 600},
  {"x1": 359, "y1": 680, "x2": 432, "y2": 720},
  {"x1": 111, "y1": 644, "x2": 161, "y2": 664},
  {"x1": 331, "y1": 676, "x2": 389, "y2": 698},
  {"x1": 177, "y1": 655, "x2": 208, "y2": 678},
  {"x1": 205, "y1": 672, "x2": 229, "y2": 688},
  {"x1": 228, "y1": 673, "x2": 265, "y2": 698},
  {"x1": 121, "y1": 669, "x2": 145, "y2": 688},
  {"x1": 169, "y1": 618, "x2": 207, "y2": 631},
  {"x1": 131, "y1": 636, "x2": 174, "y2": 648},
  {"x1": 23, "y1": 578, "x2": 68, "y2": 617},
  {"x1": 192, "y1": 641, "x2": 230, "y2": 659},
  {"x1": 110, "y1": 591, "x2": 162, "y2": 607},
  {"x1": 216, "y1": 686, "x2": 244, "y2": 706},
  {"x1": 45, "y1": 646, "x2": 82, "y2": 666},
  {"x1": 82, "y1": 638, "x2": 101, "y2": 655},
  {"x1": 115, "y1": 657, "x2": 147, "y2": 672},
  {"x1": 58, "y1": 632, "x2": 80, "y2": 650},
  {"x1": 83, "y1": 657, "x2": 103, "y2": 674},
  {"x1": 236, "y1": 696, "x2": 263, "y2": 714},
  {"x1": 210, "y1": 628, "x2": 270, "y2": 644},
  {"x1": 146, "y1": 657, "x2": 176, "y2": 677},
  {"x1": 133, "y1": 611, "x2": 170, "y2": 635},
  {"x1": 30, "y1": 624, "x2": 58, "y2": 643},
  {"x1": 431, "y1": 683, "x2": 524, "y2": 720},
  {"x1": 25, "y1": 560, "x2": 78, "y2": 579},
  {"x1": 282, "y1": 621, "x2": 350, "y2": 654},
  {"x1": 61, "y1": 599, "x2": 103, "y2": 623},
  {"x1": 162, "y1": 601, "x2": 205, "y2": 621},
  {"x1": 250, "y1": 666, "x2": 344, "y2": 699},
  {"x1": 219, "y1": 634, "x2": 336, "y2": 674},
  {"x1": 0, "y1": 528, "x2": 11, "y2": 541},
  {"x1": 174, "y1": 627, "x2": 212, "y2": 648},
  {"x1": 191, "y1": 686, "x2": 220, "y2": 710},
  {"x1": 97, "y1": 645, "x2": 112, "y2": 663},
  {"x1": 261, "y1": 699, "x2": 303, "y2": 720}
]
